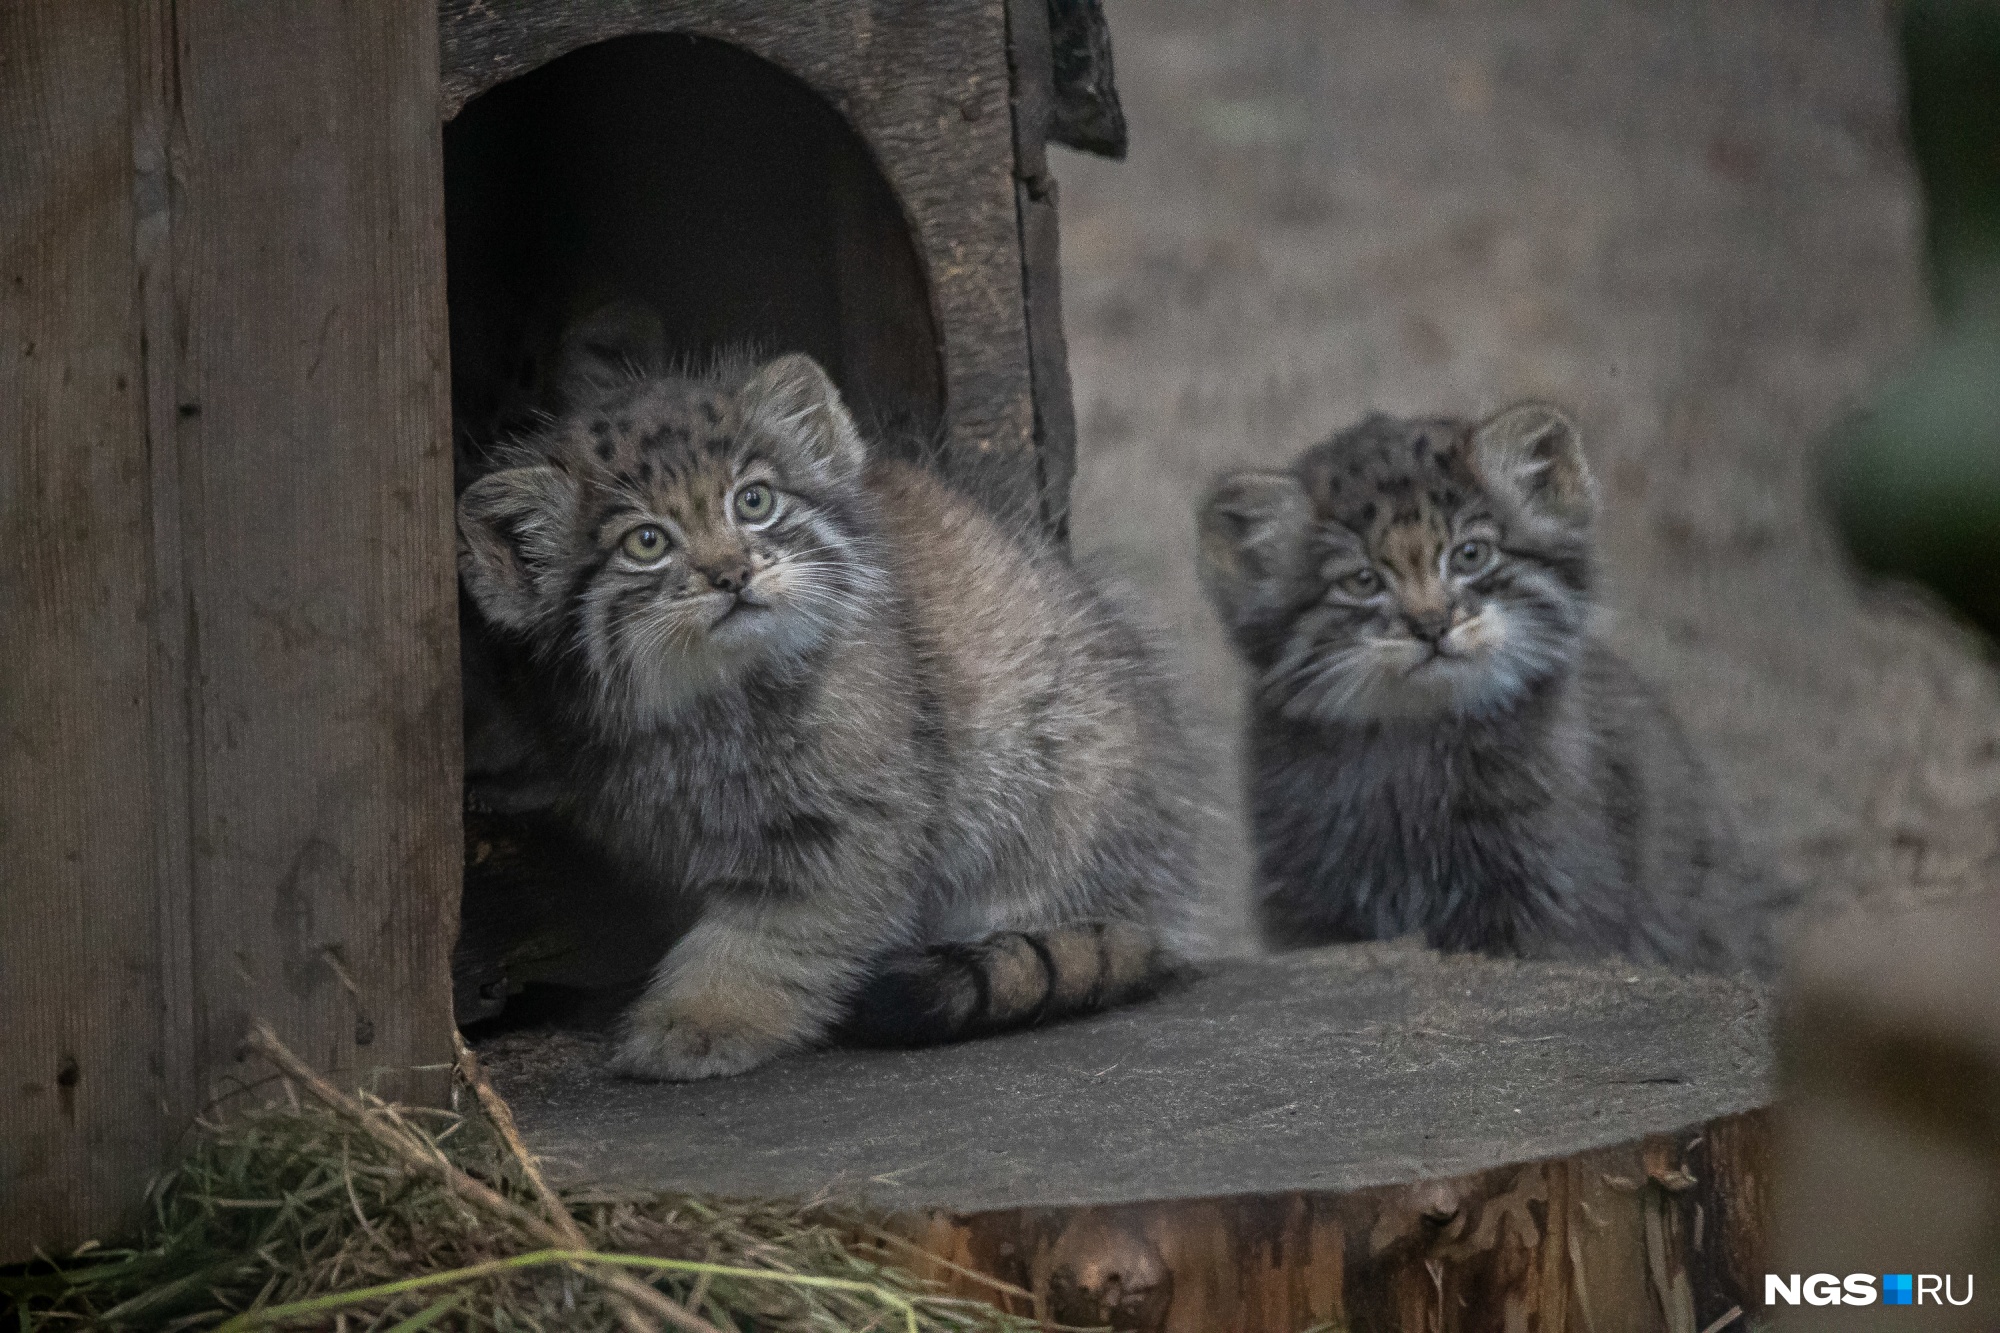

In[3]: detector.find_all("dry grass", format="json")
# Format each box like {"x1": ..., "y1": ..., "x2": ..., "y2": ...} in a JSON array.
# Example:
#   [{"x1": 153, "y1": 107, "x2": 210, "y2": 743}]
[{"x1": 2, "y1": 1026, "x2": 1049, "y2": 1333}]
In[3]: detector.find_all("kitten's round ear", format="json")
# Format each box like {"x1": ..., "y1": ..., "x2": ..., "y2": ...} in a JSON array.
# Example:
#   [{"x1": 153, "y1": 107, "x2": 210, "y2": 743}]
[
  {"x1": 739, "y1": 353, "x2": 868, "y2": 481},
  {"x1": 1469, "y1": 402, "x2": 1596, "y2": 524},
  {"x1": 1198, "y1": 469, "x2": 1312, "y2": 619},
  {"x1": 555, "y1": 300, "x2": 668, "y2": 409},
  {"x1": 458, "y1": 465, "x2": 578, "y2": 633}
]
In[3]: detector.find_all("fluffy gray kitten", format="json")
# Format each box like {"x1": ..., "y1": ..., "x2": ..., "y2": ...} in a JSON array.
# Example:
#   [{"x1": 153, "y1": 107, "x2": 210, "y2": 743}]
[
  {"x1": 456, "y1": 304, "x2": 1199, "y2": 1080},
  {"x1": 1198, "y1": 404, "x2": 1779, "y2": 974}
]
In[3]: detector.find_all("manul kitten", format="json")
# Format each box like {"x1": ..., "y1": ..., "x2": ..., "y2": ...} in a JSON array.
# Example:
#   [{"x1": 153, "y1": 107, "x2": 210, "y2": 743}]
[
  {"x1": 1199, "y1": 404, "x2": 1781, "y2": 973},
  {"x1": 457, "y1": 303, "x2": 1200, "y2": 1079}
]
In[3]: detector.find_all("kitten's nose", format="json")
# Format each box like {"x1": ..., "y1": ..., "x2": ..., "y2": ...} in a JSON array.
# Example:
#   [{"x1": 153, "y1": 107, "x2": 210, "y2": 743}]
[
  {"x1": 1406, "y1": 609, "x2": 1452, "y2": 643},
  {"x1": 701, "y1": 561, "x2": 752, "y2": 594}
]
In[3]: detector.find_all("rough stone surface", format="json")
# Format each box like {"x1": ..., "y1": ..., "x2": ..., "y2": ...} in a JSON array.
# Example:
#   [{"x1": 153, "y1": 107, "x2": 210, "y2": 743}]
[
  {"x1": 1059, "y1": 0, "x2": 2000, "y2": 953},
  {"x1": 481, "y1": 944, "x2": 1771, "y2": 1214}
]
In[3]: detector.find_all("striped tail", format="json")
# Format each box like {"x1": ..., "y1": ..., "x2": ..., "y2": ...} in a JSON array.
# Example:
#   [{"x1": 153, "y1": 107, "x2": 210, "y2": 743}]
[{"x1": 836, "y1": 922, "x2": 1173, "y2": 1048}]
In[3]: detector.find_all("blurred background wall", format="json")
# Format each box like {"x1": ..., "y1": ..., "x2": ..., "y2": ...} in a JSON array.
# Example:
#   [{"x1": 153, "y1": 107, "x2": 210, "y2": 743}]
[{"x1": 1055, "y1": 0, "x2": 2000, "y2": 954}]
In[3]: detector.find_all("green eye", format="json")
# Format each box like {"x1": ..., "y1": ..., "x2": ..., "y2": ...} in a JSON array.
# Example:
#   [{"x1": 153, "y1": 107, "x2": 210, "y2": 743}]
[
  {"x1": 1451, "y1": 539, "x2": 1493, "y2": 574},
  {"x1": 1338, "y1": 568, "x2": 1382, "y2": 597},
  {"x1": 734, "y1": 482, "x2": 775, "y2": 522},
  {"x1": 620, "y1": 525, "x2": 670, "y2": 563}
]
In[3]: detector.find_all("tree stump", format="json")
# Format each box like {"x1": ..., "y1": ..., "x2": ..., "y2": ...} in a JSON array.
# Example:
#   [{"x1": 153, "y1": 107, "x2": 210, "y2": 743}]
[{"x1": 481, "y1": 943, "x2": 1775, "y2": 1332}]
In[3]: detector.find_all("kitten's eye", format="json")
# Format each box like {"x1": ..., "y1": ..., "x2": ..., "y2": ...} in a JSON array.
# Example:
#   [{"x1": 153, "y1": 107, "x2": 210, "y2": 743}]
[
  {"x1": 620, "y1": 525, "x2": 671, "y2": 564},
  {"x1": 734, "y1": 483, "x2": 775, "y2": 523},
  {"x1": 1338, "y1": 568, "x2": 1382, "y2": 597},
  {"x1": 1451, "y1": 539, "x2": 1493, "y2": 574}
]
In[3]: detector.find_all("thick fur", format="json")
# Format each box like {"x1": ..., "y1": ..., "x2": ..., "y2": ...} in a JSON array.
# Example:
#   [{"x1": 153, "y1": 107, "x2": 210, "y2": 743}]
[
  {"x1": 1199, "y1": 406, "x2": 1780, "y2": 974},
  {"x1": 457, "y1": 306, "x2": 1198, "y2": 1079}
]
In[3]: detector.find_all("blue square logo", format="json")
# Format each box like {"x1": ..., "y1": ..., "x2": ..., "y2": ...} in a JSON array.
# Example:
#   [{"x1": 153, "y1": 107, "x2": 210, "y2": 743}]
[{"x1": 1883, "y1": 1274, "x2": 1914, "y2": 1305}]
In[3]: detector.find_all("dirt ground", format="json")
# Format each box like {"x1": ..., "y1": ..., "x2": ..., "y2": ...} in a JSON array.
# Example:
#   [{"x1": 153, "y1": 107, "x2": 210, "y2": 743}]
[{"x1": 1055, "y1": 0, "x2": 2000, "y2": 954}]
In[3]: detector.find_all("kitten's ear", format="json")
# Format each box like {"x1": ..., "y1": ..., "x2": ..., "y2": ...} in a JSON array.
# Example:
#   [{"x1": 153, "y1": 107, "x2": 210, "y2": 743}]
[
  {"x1": 738, "y1": 353, "x2": 867, "y2": 482},
  {"x1": 555, "y1": 300, "x2": 668, "y2": 409},
  {"x1": 457, "y1": 465, "x2": 579, "y2": 633},
  {"x1": 1198, "y1": 470, "x2": 1312, "y2": 618},
  {"x1": 1469, "y1": 403, "x2": 1596, "y2": 524}
]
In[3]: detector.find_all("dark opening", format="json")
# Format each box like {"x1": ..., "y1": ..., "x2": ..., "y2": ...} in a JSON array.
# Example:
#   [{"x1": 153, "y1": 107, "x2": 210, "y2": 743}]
[
  {"x1": 445, "y1": 35, "x2": 944, "y2": 1027},
  {"x1": 443, "y1": 32, "x2": 944, "y2": 474}
]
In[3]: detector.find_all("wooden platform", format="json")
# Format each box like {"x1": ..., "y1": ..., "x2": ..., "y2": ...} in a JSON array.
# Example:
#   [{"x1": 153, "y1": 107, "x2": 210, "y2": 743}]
[{"x1": 482, "y1": 943, "x2": 1774, "y2": 1332}]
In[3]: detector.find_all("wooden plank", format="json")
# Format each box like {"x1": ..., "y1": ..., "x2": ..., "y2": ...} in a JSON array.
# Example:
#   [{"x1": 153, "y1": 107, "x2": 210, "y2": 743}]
[
  {"x1": 131, "y1": 0, "x2": 200, "y2": 1150},
  {"x1": 1006, "y1": 0, "x2": 1080, "y2": 539},
  {"x1": 482, "y1": 947, "x2": 1775, "y2": 1330},
  {"x1": 164, "y1": 1, "x2": 458, "y2": 1106},
  {"x1": 438, "y1": 0, "x2": 1040, "y2": 508},
  {"x1": 1, "y1": 0, "x2": 460, "y2": 1259},
  {"x1": 0, "y1": 3, "x2": 169, "y2": 1257}
]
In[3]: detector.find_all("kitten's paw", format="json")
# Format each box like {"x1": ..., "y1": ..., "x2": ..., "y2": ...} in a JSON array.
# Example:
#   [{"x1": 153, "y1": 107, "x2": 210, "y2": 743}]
[{"x1": 610, "y1": 1014, "x2": 786, "y2": 1082}]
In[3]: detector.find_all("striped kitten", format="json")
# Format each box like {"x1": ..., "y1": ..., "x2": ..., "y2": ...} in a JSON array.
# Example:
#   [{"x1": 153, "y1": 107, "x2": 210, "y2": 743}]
[
  {"x1": 1199, "y1": 405, "x2": 1780, "y2": 974},
  {"x1": 457, "y1": 304, "x2": 1198, "y2": 1080}
]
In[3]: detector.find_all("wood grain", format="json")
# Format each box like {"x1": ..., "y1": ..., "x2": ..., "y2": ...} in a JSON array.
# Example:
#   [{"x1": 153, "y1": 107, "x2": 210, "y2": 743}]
[
  {"x1": 163, "y1": 0, "x2": 458, "y2": 1113},
  {"x1": 1006, "y1": 0, "x2": 1080, "y2": 539},
  {"x1": 1, "y1": 0, "x2": 460, "y2": 1259},
  {"x1": 906, "y1": 1111, "x2": 1771, "y2": 1333},
  {"x1": 0, "y1": 2, "x2": 169, "y2": 1256}
]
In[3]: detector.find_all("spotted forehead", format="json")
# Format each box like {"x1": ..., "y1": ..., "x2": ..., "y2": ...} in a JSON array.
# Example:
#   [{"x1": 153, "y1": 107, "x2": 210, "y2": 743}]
[
  {"x1": 1298, "y1": 419, "x2": 1480, "y2": 543},
  {"x1": 557, "y1": 392, "x2": 756, "y2": 522},
  {"x1": 573, "y1": 384, "x2": 740, "y2": 465}
]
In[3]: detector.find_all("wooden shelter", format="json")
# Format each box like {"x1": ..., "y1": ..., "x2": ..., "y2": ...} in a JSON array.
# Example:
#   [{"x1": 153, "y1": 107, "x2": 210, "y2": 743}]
[{"x1": 2, "y1": 0, "x2": 1091, "y2": 1259}]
